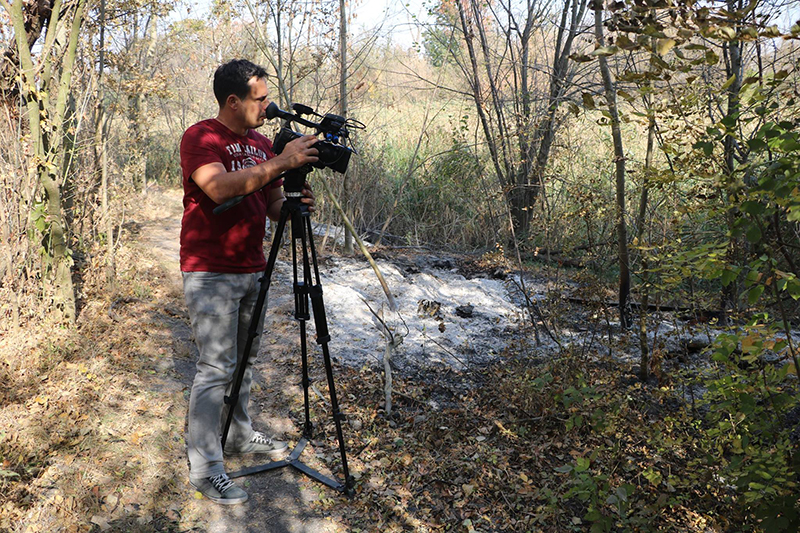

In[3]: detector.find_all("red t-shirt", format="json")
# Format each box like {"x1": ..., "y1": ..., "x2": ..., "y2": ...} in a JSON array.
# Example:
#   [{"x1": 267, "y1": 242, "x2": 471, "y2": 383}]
[{"x1": 179, "y1": 118, "x2": 282, "y2": 273}]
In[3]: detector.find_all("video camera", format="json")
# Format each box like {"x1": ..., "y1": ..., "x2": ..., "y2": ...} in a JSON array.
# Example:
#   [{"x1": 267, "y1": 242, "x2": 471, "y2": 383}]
[
  {"x1": 212, "y1": 102, "x2": 362, "y2": 215},
  {"x1": 266, "y1": 102, "x2": 363, "y2": 192}
]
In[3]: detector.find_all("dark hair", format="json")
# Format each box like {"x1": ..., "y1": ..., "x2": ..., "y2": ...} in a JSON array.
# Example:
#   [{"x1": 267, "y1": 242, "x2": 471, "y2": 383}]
[{"x1": 213, "y1": 59, "x2": 268, "y2": 107}]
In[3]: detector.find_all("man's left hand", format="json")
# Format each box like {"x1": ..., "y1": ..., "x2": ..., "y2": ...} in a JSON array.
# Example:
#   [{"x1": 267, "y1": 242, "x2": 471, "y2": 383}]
[{"x1": 301, "y1": 181, "x2": 315, "y2": 212}]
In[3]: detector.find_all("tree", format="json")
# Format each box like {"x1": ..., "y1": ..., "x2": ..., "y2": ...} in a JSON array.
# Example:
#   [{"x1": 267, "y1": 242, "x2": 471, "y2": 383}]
[
  {"x1": 592, "y1": 0, "x2": 631, "y2": 328},
  {"x1": 451, "y1": 0, "x2": 590, "y2": 238},
  {"x1": 339, "y1": 0, "x2": 355, "y2": 254},
  {"x1": 1, "y1": 0, "x2": 90, "y2": 322}
]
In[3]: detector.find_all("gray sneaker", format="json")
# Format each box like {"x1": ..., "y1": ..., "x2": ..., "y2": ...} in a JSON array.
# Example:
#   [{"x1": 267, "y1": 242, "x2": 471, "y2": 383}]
[
  {"x1": 224, "y1": 431, "x2": 288, "y2": 457},
  {"x1": 190, "y1": 473, "x2": 248, "y2": 505}
]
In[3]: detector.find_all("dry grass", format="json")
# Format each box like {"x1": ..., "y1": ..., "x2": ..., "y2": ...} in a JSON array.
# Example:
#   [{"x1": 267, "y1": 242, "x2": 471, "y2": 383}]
[{"x1": 0, "y1": 192, "x2": 197, "y2": 533}]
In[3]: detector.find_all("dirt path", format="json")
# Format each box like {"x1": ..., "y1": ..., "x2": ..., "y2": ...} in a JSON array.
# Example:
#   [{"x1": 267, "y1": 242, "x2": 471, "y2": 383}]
[{"x1": 137, "y1": 188, "x2": 344, "y2": 532}]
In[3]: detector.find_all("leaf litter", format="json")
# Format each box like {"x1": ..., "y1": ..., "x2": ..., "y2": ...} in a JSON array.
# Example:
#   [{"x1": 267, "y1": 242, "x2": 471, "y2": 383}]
[{"x1": 0, "y1": 188, "x2": 775, "y2": 532}]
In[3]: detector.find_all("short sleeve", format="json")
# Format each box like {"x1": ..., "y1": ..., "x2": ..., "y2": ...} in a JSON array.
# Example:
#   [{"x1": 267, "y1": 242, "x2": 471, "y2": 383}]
[{"x1": 180, "y1": 123, "x2": 224, "y2": 181}]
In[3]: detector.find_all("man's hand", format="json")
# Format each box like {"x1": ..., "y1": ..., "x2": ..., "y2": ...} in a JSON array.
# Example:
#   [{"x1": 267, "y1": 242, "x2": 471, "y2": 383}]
[
  {"x1": 300, "y1": 181, "x2": 315, "y2": 212},
  {"x1": 276, "y1": 135, "x2": 319, "y2": 172}
]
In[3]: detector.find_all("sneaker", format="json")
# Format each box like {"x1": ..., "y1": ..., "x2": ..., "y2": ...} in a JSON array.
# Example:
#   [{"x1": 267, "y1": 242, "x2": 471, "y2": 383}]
[
  {"x1": 190, "y1": 473, "x2": 248, "y2": 505},
  {"x1": 224, "y1": 431, "x2": 288, "y2": 457}
]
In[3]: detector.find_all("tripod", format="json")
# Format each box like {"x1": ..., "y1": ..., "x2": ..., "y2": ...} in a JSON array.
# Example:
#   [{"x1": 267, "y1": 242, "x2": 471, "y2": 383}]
[{"x1": 219, "y1": 171, "x2": 355, "y2": 495}]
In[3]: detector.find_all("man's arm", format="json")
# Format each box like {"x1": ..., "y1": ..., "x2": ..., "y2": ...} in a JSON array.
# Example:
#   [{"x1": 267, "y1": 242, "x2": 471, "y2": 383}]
[{"x1": 192, "y1": 134, "x2": 319, "y2": 205}]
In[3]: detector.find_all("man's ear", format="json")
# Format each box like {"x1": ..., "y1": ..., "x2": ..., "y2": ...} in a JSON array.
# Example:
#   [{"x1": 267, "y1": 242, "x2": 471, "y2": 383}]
[{"x1": 226, "y1": 94, "x2": 239, "y2": 110}]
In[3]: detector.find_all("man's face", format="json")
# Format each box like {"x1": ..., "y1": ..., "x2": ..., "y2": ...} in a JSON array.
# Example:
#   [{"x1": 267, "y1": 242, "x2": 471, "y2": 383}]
[{"x1": 236, "y1": 76, "x2": 269, "y2": 129}]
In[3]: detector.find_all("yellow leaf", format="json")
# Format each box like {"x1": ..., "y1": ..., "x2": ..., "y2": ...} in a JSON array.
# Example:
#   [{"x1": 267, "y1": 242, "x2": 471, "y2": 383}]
[
  {"x1": 718, "y1": 26, "x2": 737, "y2": 40},
  {"x1": 520, "y1": 472, "x2": 529, "y2": 483},
  {"x1": 591, "y1": 45, "x2": 620, "y2": 57},
  {"x1": 720, "y1": 74, "x2": 737, "y2": 91},
  {"x1": 462, "y1": 484, "x2": 475, "y2": 497},
  {"x1": 657, "y1": 38, "x2": 676, "y2": 56},
  {"x1": 194, "y1": 491, "x2": 204, "y2": 499},
  {"x1": 131, "y1": 431, "x2": 146, "y2": 445}
]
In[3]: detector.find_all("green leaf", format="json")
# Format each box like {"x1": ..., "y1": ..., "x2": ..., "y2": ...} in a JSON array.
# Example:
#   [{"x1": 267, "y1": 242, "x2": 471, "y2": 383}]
[
  {"x1": 740, "y1": 201, "x2": 765, "y2": 215},
  {"x1": 585, "y1": 508, "x2": 602, "y2": 521},
  {"x1": 786, "y1": 278, "x2": 800, "y2": 300},
  {"x1": 571, "y1": 54, "x2": 594, "y2": 63},
  {"x1": 747, "y1": 138, "x2": 767, "y2": 151},
  {"x1": 721, "y1": 269, "x2": 738, "y2": 287},
  {"x1": 555, "y1": 464, "x2": 573, "y2": 473},
  {"x1": 616, "y1": 34, "x2": 635, "y2": 49},
  {"x1": 693, "y1": 141, "x2": 714, "y2": 156},
  {"x1": 582, "y1": 93, "x2": 596, "y2": 110},
  {"x1": 748, "y1": 285, "x2": 765, "y2": 305},
  {"x1": 643, "y1": 469, "x2": 662, "y2": 486},
  {"x1": 720, "y1": 75, "x2": 737, "y2": 91},
  {"x1": 745, "y1": 224, "x2": 762, "y2": 243},
  {"x1": 780, "y1": 137, "x2": 800, "y2": 152}
]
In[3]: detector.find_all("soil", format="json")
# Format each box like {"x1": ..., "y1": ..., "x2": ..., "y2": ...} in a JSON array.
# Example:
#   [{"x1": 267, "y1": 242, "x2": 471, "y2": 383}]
[{"x1": 132, "y1": 188, "x2": 346, "y2": 532}]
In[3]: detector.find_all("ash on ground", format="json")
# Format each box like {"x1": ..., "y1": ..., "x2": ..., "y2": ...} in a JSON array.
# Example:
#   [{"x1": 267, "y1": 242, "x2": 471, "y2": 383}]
[
  {"x1": 260, "y1": 248, "x2": 800, "y2": 379},
  {"x1": 262, "y1": 251, "x2": 537, "y2": 372}
]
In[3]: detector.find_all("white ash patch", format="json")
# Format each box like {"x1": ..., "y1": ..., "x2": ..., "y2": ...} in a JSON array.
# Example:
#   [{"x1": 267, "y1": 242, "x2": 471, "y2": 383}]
[{"x1": 262, "y1": 255, "x2": 535, "y2": 370}]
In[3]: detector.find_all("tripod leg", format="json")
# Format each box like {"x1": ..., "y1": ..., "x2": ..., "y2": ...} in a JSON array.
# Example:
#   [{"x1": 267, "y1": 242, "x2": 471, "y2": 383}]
[
  {"x1": 221, "y1": 205, "x2": 288, "y2": 450},
  {"x1": 290, "y1": 208, "x2": 314, "y2": 439},
  {"x1": 301, "y1": 215, "x2": 354, "y2": 494}
]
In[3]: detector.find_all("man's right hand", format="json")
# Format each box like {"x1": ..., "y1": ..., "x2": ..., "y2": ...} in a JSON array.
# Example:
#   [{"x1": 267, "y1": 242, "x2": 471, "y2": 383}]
[{"x1": 276, "y1": 135, "x2": 319, "y2": 171}]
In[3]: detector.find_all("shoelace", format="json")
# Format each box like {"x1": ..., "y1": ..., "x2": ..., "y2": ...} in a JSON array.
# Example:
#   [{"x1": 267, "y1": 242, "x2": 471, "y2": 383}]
[
  {"x1": 209, "y1": 473, "x2": 235, "y2": 494},
  {"x1": 251, "y1": 432, "x2": 273, "y2": 446}
]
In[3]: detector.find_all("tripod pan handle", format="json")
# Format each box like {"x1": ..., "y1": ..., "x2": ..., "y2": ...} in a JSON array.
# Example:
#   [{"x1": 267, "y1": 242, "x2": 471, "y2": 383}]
[{"x1": 213, "y1": 195, "x2": 245, "y2": 215}]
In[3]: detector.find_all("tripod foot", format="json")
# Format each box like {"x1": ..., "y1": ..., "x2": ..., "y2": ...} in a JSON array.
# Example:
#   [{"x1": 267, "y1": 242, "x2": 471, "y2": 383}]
[
  {"x1": 344, "y1": 475, "x2": 356, "y2": 497},
  {"x1": 228, "y1": 437, "x2": 356, "y2": 496}
]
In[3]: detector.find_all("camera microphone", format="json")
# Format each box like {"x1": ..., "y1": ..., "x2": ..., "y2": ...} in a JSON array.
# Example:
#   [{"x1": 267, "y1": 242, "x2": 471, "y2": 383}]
[
  {"x1": 265, "y1": 102, "x2": 319, "y2": 130},
  {"x1": 265, "y1": 101, "x2": 291, "y2": 121}
]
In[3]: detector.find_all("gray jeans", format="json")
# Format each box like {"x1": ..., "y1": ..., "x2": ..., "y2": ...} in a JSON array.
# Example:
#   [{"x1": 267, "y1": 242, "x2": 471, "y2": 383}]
[{"x1": 182, "y1": 271, "x2": 267, "y2": 479}]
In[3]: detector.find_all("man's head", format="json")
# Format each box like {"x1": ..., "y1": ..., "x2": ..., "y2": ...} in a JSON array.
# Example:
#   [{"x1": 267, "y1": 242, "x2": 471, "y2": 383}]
[
  {"x1": 213, "y1": 59, "x2": 270, "y2": 131},
  {"x1": 213, "y1": 59, "x2": 267, "y2": 107}
]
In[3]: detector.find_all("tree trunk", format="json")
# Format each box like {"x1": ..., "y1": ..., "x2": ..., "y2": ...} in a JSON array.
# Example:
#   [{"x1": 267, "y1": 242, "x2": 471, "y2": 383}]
[
  {"x1": 720, "y1": 0, "x2": 744, "y2": 323},
  {"x1": 94, "y1": 0, "x2": 115, "y2": 289},
  {"x1": 3, "y1": 0, "x2": 88, "y2": 323},
  {"x1": 593, "y1": 0, "x2": 631, "y2": 328},
  {"x1": 0, "y1": 0, "x2": 53, "y2": 110},
  {"x1": 339, "y1": 0, "x2": 354, "y2": 254},
  {"x1": 456, "y1": 0, "x2": 510, "y2": 208},
  {"x1": 637, "y1": 112, "x2": 655, "y2": 381}
]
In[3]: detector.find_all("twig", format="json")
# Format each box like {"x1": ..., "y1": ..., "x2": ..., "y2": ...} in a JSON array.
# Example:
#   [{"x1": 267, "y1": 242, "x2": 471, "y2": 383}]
[
  {"x1": 421, "y1": 332, "x2": 469, "y2": 368},
  {"x1": 354, "y1": 437, "x2": 378, "y2": 457},
  {"x1": 319, "y1": 179, "x2": 397, "y2": 311},
  {"x1": 311, "y1": 383, "x2": 329, "y2": 405}
]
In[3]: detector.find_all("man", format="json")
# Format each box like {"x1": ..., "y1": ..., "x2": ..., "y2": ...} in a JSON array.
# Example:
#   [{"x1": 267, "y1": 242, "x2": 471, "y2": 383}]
[{"x1": 180, "y1": 59, "x2": 319, "y2": 505}]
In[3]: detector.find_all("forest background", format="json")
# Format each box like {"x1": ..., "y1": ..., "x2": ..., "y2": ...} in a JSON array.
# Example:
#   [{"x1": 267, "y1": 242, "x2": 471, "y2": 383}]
[{"x1": 2, "y1": 0, "x2": 800, "y2": 531}]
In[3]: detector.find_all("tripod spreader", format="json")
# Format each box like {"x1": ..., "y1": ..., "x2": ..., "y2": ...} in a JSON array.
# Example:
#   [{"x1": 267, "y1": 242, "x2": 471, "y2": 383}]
[{"x1": 220, "y1": 189, "x2": 355, "y2": 496}]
